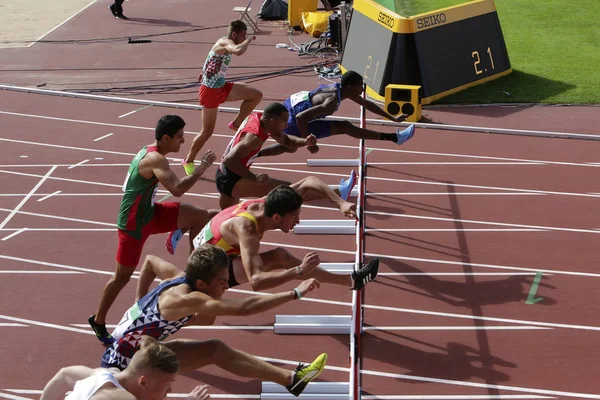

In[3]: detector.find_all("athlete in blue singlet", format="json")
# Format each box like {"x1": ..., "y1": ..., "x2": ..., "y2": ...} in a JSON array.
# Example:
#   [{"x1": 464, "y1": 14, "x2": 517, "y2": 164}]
[
  {"x1": 258, "y1": 70, "x2": 416, "y2": 157},
  {"x1": 100, "y1": 243, "x2": 328, "y2": 397}
]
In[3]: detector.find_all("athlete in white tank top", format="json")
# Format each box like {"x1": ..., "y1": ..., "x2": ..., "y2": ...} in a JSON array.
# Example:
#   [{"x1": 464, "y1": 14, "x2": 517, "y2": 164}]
[{"x1": 65, "y1": 369, "x2": 125, "y2": 400}]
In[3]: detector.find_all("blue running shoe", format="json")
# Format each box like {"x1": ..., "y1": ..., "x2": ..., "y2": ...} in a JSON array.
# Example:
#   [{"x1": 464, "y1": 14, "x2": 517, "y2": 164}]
[
  {"x1": 396, "y1": 124, "x2": 415, "y2": 145},
  {"x1": 166, "y1": 229, "x2": 184, "y2": 255},
  {"x1": 338, "y1": 170, "x2": 357, "y2": 201},
  {"x1": 88, "y1": 315, "x2": 115, "y2": 345}
]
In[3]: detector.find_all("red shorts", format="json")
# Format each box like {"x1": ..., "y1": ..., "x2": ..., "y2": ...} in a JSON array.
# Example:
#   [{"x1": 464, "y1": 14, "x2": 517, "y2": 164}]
[
  {"x1": 199, "y1": 82, "x2": 234, "y2": 109},
  {"x1": 116, "y1": 202, "x2": 180, "y2": 268}
]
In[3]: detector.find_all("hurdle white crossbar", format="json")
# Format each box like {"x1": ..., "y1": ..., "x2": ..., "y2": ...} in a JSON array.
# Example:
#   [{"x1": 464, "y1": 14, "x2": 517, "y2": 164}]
[
  {"x1": 273, "y1": 315, "x2": 352, "y2": 334},
  {"x1": 297, "y1": 219, "x2": 356, "y2": 226},
  {"x1": 293, "y1": 225, "x2": 356, "y2": 235},
  {"x1": 306, "y1": 159, "x2": 360, "y2": 167},
  {"x1": 2, "y1": 84, "x2": 599, "y2": 141},
  {"x1": 262, "y1": 382, "x2": 349, "y2": 394},
  {"x1": 320, "y1": 262, "x2": 355, "y2": 274}
]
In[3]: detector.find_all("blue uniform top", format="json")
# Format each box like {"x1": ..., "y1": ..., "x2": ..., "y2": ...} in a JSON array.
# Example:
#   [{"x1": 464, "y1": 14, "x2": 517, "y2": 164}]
[
  {"x1": 283, "y1": 83, "x2": 341, "y2": 138},
  {"x1": 101, "y1": 276, "x2": 194, "y2": 370}
]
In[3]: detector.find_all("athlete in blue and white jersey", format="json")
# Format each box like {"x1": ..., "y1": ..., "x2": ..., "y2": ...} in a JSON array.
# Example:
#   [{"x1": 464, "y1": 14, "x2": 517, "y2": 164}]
[
  {"x1": 258, "y1": 70, "x2": 416, "y2": 157},
  {"x1": 100, "y1": 243, "x2": 329, "y2": 397}
]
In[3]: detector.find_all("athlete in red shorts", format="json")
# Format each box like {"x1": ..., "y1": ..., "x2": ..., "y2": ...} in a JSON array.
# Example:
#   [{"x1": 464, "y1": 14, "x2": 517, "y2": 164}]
[
  {"x1": 88, "y1": 115, "x2": 218, "y2": 345},
  {"x1": 181, "y1": 20, "x2": 263, "y2": 175}
]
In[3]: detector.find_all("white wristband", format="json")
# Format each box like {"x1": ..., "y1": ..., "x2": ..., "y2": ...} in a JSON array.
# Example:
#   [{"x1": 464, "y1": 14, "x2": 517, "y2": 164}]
[{"x1": 293, "y1": 288, "x2": 302, "y2": 300}]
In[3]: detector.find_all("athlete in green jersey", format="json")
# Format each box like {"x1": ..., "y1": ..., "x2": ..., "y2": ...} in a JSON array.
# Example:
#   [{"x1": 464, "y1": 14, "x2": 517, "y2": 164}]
[{"x1": 88, "y1": 115, "x2": 218, "y2": 345}]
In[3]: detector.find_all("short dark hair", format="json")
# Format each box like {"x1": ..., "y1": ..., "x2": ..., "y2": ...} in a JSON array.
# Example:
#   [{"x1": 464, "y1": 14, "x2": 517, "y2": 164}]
[
  {"x1": 263, "y1": 102, "x2": 289, "y2": 120},
  {"x1": 341, "y1": 70, "x2": 363, "y2": 88},
  {"x1": 229, "y1": 20, "x2": 247, "y2": 35},
  {"x1": 264, "y1": 185, "x2": 303, "y2": 217},
  {"x1": 155, "y1": 115, "x2": 185, "y2": 140},
  {"x1": 185, "y1": 243, "x2": 230, "y2": 284}
]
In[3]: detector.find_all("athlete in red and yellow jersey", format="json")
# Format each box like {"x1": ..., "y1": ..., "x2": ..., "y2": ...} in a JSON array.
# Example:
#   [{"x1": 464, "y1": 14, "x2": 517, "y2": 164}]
[
  {"x1": 216, "y1": 102, "x2": 317, "y2": 209},
  {"x1": 88, "y1": 115, "x2": 218, "y2": 345},
  {"x1": 192, "y1": 181, "x2": 379, "y2": 292}
]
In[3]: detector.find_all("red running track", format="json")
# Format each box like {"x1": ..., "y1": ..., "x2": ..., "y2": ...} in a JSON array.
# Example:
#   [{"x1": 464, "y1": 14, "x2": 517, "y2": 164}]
[{"x1": 1, "y1": 0, "x2": 600, "y2": 399}]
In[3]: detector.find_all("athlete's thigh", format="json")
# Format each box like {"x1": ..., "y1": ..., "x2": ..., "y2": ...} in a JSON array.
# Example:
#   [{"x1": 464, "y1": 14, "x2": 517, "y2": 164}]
[
  {"x1": 224, "y1": 82, "x2": 259, "y2": 102},
  {"x1": 163, "y1": 338, "x2": 223, "y2": 373},
  {"x1": 177, "y1": 203, "x2": 216, "y2": 230},
  {"x1": 230, "y1": 177, "x2": 289, "y2": 199}
]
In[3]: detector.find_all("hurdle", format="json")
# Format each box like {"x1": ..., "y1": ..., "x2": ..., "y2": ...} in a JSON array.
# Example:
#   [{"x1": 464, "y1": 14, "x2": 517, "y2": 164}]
[
  {"x1": 306, "y1": 158, "x2": 360, "y2": 167},
  {"x1": 2, "y1": 84, "x2": 599, "y2": 141},
  {"x1": 320, "y1": 262, "x2": 355, "y2": 274},
  {"x1": 293, "y1": 219, "x2": 356, "y2": 235},
  {"x1": 261, "y1": 382, "x2": 349, "y2": 399},
  {"x1": 273, "y1": 315, "x2": 352, "y2": 334}
]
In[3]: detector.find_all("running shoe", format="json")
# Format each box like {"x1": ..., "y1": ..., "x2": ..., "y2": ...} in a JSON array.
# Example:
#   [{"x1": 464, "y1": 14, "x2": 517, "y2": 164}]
[
  {"x1": 338, "y1": 170, "x2": 357, "y2": 201},
  {"x1": 165, "y1": 229, "x2": 184, "y2": 255},
  {"x1": 88, "y1": 315, "x2": 115, "y2": 345},
  {"x1": 181, "y1": 160, "x2": 195, "y2": 175},
  {"x1": 351, "y1": 257, "x2": 380, "y2": 290},
  {"x1": 228, "y1": 121, "x2": 239, "y2": 131},
  {"x1": 395, "y1": 124, "x2": 415, "y2": 145},
  {"x1": 286, "y1": 353, "x2": 328, "y2": 397}
]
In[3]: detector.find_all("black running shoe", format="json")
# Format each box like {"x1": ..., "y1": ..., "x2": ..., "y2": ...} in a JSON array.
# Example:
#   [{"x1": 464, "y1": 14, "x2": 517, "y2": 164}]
[
  {"x1": 351, "y1": 257, "x2": 379, "y2": 290},
  {"x1": 286, "y1": 353, "x2": 328, "y2": 397},
  {"x1": 88, "y1": 315, "x2": 116, "y2": 345},
  {"x1": 109, "y1": 4, "x2": 118, "y2": 16}
]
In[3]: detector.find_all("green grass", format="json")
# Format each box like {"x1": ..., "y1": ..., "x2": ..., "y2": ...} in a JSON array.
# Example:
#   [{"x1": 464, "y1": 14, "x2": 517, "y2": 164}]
[{"x1": 390, "y1": 0, "x2": 600, "y2": 104}]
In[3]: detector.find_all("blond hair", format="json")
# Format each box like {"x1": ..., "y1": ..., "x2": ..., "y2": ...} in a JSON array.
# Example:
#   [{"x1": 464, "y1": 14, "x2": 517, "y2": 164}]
[{"x1": 129, "y1": 336, "x2": 179, "y2": 375}]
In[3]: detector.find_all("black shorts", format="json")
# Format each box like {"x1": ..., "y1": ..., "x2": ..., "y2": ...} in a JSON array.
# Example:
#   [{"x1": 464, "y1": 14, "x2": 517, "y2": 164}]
[
  {"x1": 228, "y1": 256, "x2": 240, "y2": 288},
  {"x1": 215, "y1": 167, "x2": 242, "y2": 198}
]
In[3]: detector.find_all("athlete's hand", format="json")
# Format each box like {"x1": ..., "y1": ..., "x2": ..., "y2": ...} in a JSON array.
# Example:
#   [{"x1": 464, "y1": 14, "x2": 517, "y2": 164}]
[
  {"x1": 299, "y1": 252, "x2": 320, "y2": 275},
  {"x1": 394, "y1": 114, "x2": 408, "y2": 123},
  {"x1": 186, "y1": 385, "x2": 210, "y2": 400},
  {"x1": 254, "y1": 173, "x2": 269, "y2": 183},
  {"x1": 307, "y1": 144, "x2": 320, "y2": 154},
  {"x1": 200, "y1": 150, "x2": 216, "y2": 167},
  {"x1": 305, "y1": 134, "x2": 317, "y2": 147},
  {"x1": 340, "y1": 201, "x2": 357, "y2": 220},
  {"x1": 296, "y1": 278, "x2": 321, "y2": 297}
]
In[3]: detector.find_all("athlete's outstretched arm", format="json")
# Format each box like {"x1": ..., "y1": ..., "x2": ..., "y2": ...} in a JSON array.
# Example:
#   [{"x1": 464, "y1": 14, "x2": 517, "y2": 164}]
[
  {"x1": 291, "y1": 176, "x2": 356, "y2": 219},
  {"x1": 151, "y1": 151, "x2": 216, "y2": 197},
  {"x1": 137, "y1": 255, "x2": 184, "y2": 300},
  {"x1": 41, "y1": 366, "x2": 94, "y2": 400}
]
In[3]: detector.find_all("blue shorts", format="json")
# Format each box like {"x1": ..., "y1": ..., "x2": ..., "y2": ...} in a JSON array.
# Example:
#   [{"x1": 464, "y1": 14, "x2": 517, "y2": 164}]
[{"x1": 285, "y1": 119, "x2": 333, "y2": 139}]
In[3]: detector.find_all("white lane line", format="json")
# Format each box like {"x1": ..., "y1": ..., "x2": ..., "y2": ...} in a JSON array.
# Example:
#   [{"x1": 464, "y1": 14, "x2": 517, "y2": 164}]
[
  {"x1": 1, "y1": 228, "x2": 28, "y2": 241},
  {"x1": 67, "y1": 159, "x2": 89, "y2": 169},
  {"x1": 93, "y1": 133, "x2": 114, "y2": 142},
  {"x1": 362, "y1": 326, "x2": 552, "y2": 331},
  {"x1": 19, "y1": 156, "x2": 27, "y2": 158},
  {"x1": 28, "y1": 0, "x2": 97, "y2": 47},
  {"x1": 378, "y1": 272, "x2": 545, "y2": 276},
  {"x1": 2, "y1": 254, "x2": 598, "y2": 332},
  {"x1": 0, "y1": 315, "x2": 93, "y2": 335},
  {"x1": 0, "y1": 392, "x2": 32, "y2": 400},
  {"x1": 359, "y1": 369, "x2": 600, "y2": 400},
  {"x1": 118, "y1": 105, "x2": 152, "y2": 118},
  {"x1": 3, "y1": 390, "x2": 259, "y2": 399},
  {"x1": 260, "y1": 241, "x2": 600, "y2": 278},
  {"x1": 0, "y1": 228, "x2": 114, "y2": 232},
  {"x1": 1, "y1": 109, "x2": 598, "y2": 169},
  {"x1": 37, "y1": 190, "x2": 61, "y2": 202},
  {"x1": 0, "y1": 166, "x2": 56, "y2": 230},
  {"x1": 0, "y1": 168, "x2": 596, "y2": 236},
  {"x1": 0, "y1": 207, "x2": 115, "y2": 227},
  {"x1": 0, "y1": 270, "x2": 84, "y2": 274},
  {"x1": 360, "y1": 396, "x2": 555, "y2": 400},
  {"x1": 367, "y1": 228, "x2": 547, "y2": 232}
]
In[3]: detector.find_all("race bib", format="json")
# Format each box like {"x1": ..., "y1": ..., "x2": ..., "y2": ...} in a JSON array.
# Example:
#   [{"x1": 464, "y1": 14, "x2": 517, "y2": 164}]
[
  {"x1": 150, "y1": 187, "x2": 158, "y2": 206},
  {"x1": 121, "y1": 172, "x2": 130, "y2": 192},
  {"x1": 193, "y1": 222, "x2": 213, "y2": 249},
  {"x1": 289, "y1": 91, "x2": 310, "y2": 107}
]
